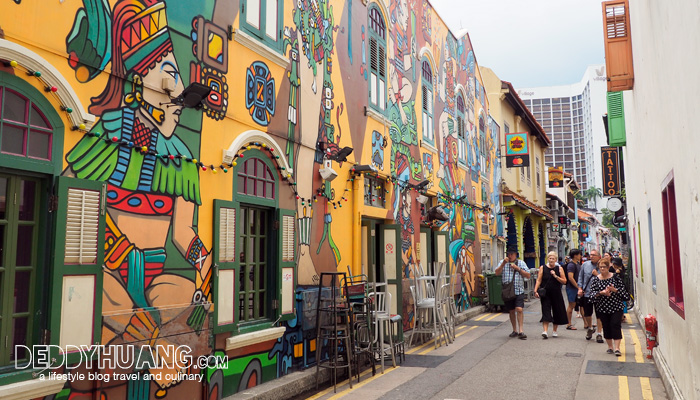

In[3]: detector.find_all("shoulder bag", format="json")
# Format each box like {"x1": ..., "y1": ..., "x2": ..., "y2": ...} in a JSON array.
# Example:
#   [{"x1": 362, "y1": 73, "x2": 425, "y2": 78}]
[{"x1": 501, "y1": 264, "x2": 517, "y2": 302}]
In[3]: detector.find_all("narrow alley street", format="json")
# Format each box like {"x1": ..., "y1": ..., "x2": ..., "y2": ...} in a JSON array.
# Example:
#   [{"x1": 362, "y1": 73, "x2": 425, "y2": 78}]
[{"x1": 299, "y1": 302, "x2": 666, "y2": 400}]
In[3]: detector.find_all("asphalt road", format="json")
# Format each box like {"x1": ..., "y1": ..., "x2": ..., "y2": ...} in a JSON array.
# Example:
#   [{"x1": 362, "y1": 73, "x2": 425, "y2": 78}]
[{"x1": 304, "y1": 299, "x2": 667, "y2": 400}]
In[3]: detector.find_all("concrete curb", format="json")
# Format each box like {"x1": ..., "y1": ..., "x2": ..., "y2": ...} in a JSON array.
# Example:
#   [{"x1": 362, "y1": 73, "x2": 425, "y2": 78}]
[{"x1": 225, "y1": 305, "x2": 488, "y2": 399}]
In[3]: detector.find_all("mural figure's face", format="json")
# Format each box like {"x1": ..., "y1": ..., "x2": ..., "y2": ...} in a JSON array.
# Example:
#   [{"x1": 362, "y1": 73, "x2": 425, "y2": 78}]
[
  {"x1": 397, "y1": 0, "x2": 409, "y2": 31},
  {"x1": 402, "y1": 192, "x2": 411, "y2": 217},
  {"x1": 140, "y1": 52, "x2": 185, "y2": 136}
]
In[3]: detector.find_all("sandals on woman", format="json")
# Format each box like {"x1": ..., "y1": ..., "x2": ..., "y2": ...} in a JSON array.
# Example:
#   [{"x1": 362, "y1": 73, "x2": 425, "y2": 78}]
[{"x1": 566, "y1": 325, "x2": 578, "y2": 330}]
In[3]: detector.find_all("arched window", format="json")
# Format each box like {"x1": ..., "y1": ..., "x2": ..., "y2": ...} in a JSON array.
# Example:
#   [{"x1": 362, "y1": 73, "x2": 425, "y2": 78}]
[
  {"x1": 0, "y1": 87, "x2": 52, "y2": 160},
  {"x1": 456, "y1": 94, "x2": 466, "y2": 165},
  {"x1": 237, "y1": 157, "x2": 275, "y2": 199},
  {"x1": 368, "y1": 5, "x2": 386, "y2": 112},
  {"x1": 421, "y1": 59, "x2": 434, "y2": 144}
]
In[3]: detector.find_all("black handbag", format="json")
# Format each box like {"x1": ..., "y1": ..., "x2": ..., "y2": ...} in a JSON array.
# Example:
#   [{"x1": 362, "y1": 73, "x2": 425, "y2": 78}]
[{"x1": 537, "y1": 265, "x2": 558, "y2": 298}]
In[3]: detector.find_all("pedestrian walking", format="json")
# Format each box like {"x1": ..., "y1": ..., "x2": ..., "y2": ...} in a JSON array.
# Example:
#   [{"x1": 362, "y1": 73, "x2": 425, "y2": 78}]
[
  {"x1": 495, "y1": 248, "x2": 531, "y2": 340},
  {"x1": 611, "y1": 257, "x2": 629, "y2": 320},
  {"x1": 534, "y1": 252, "x2": 568, "y2": 338},
  {"x1": 565, "y1": 249, "x2": 583, "y2": 330},
  {"x1": 578, "y1": 250, "x2": 604, "y2": 342},
  {"x1": 590, "y1": 259, "x2": 630, "y2": 356}
]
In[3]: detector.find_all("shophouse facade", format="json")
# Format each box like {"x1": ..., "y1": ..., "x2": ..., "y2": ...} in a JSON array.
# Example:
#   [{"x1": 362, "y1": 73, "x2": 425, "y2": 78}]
[
  {"x1": 481, "y1": 67, "x2": 551, "y2": 270},
  {"x1": 0, "y1": 0, "x2": 500, "y2": 398}
]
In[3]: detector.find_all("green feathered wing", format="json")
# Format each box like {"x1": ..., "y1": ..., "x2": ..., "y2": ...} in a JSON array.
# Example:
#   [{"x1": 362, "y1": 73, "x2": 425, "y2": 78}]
[{"x1": 66, "y1": 109, "x2": 201, "y2": 205}]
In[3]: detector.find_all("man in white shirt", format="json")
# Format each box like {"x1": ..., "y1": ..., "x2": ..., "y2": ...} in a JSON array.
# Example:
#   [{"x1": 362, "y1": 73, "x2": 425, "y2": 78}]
[{"x1": 495, "y1": 249, "x2": 531, "y2": 339}]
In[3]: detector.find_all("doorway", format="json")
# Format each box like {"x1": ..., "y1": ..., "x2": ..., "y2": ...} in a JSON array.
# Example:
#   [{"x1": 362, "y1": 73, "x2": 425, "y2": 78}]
[
  {"x1": 0, "y1": 174, "x2": 42, "y2": 365},
  {"x1": 238, "y1": 205, "x2": 273, "y2": 323}
]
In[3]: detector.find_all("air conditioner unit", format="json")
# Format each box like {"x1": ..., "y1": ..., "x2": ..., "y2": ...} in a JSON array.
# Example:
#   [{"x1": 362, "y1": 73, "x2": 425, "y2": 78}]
[
  {"x1": 319, "y1": 158, "x2": 337, "y2": 181},
  {"x1": 416, "y1": 194, "x2": 429, "y2": 204}
]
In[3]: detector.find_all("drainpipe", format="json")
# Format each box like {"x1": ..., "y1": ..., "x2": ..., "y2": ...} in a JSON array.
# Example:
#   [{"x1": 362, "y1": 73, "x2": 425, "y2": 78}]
[{"x1": 352, "y1": 170, "x2": 362, "y2": 276}]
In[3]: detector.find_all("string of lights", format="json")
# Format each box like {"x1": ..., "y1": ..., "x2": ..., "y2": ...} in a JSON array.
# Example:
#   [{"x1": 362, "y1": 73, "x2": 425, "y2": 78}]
[{"x1": 4, "y1": 58, "x2": 492, "y2": 216}]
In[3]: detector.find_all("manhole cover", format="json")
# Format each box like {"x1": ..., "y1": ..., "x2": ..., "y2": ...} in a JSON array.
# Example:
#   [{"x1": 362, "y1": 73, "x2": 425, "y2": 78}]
[
  {"x1": 402, "y1": 355, "x2": 451, "y2": 368},
  {"x1": 585, "y1": 360, "x2": 661, "y2": 378},
  {"x1": 565, "y1": 352, "x2": 582, "y2": 357},
  {"x1": 465, "y1": 320, "x2": 502, "y2": 326}
]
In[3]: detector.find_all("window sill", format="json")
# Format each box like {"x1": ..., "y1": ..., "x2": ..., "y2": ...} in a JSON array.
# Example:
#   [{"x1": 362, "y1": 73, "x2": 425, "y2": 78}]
[
  {"x1": 421, "y1": 141, "x2": 437, "y2": 154},
  {"x1": 226, "y1": 326, "x2": 286, "y2": 351},
  {"x1": 366, "y1": 107, "x2": 390, "y2": 125},
  {"x1": 234, "y1": 29, "x2": 289, "y2": 69},
  {"x1": 2, "y1": 375, "x2": 67, "y2": 400},
  {"x1": 668, "y1": 298, "x2": 685, "y2": 319}
]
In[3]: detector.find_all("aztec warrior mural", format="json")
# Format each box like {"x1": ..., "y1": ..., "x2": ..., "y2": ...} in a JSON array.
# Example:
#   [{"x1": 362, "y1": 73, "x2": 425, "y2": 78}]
[{"x1": 0, "y1": 0, "x2": 500, "y2": 398}]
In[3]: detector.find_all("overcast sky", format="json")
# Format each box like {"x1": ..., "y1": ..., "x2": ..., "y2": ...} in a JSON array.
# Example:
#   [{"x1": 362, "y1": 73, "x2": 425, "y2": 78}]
[{"x1": 432, "y1": 0, "x2": 605, "y2": 89}]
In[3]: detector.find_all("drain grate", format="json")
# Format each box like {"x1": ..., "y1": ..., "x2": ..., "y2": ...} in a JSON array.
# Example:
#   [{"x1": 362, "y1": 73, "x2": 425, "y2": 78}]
[{"x1": 585, "y1": 360, "x2": 661, "y2": 378}]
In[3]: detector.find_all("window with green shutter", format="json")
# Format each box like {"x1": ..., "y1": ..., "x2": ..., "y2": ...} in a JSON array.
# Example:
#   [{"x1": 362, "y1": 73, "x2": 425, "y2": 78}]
[
  {"x1": 49, "y1": 177, "x2": 106, "y2": 365},
  {"x1": 421, "y1": 59, "x2": 434, "y2": 145},
  {"x1": 607, "y1": 91, "x2": 626, "y2": 146},
  {"x1": 241, "y1": 0, "x2": 284, "y2": 52},
  {"x1": 368, "y1": 6, "x2": 387, "y2": 113}
]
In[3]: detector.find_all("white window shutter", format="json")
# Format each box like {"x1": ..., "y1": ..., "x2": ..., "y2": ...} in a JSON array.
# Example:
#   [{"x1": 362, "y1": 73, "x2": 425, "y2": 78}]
[
  {"x1": 218, "y1": 207, "x2": 236, "y2": 262},
  {"x1": 282, "y1": 215, "x2": 295, "y2": 261},
  {"x1": 65, "y1": 188, "x2": 101, "y2": 264}
]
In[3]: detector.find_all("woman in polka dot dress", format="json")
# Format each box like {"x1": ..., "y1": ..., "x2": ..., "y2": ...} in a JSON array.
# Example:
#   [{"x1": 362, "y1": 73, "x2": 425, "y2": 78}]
[{"x1": 590, "y1": 259, "x2": 630, "y2": 356}]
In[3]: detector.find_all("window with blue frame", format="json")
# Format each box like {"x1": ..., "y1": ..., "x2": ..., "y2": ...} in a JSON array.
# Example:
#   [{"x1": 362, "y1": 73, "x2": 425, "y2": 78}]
[
  {"x1": 457, "y1": 94, "x2": 466, "y2": 165},
  {"x1": 368, "y1": 6, "x2": 386, "y2": 112},
  {"x1": 421, "y1": 60, "x2": 434, "y2": 145},
  {"x1": 241, "y1": 0, "x2": 283, "y2": 51}
]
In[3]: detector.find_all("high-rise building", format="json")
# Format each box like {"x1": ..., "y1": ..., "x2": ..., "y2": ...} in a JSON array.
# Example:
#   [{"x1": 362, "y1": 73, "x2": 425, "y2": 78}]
[{"x1": 516, "y1": 66, "x2": 608, "y2": 206}]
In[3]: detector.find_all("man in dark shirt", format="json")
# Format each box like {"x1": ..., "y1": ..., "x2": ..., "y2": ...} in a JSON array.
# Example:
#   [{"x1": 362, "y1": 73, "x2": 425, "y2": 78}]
[{"x1": 565, "y1": 249, "x2": 583, "y2": 330}]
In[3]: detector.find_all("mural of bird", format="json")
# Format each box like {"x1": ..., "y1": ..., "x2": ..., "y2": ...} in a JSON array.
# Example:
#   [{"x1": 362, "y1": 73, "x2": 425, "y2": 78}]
[{"x1": 66, "y1": 0, "x2": 112, "y2": 82}]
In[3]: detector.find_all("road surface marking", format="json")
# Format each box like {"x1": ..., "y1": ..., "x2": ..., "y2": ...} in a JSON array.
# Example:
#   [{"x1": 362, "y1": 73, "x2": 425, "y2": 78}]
[
  {"x1": 326, "y1": 366, "x2": 399, "y2": 400},
  {"x1": 455, "y1": 325, "x2": 478, "y2": 338},
  {"x1": 305, "y1": 368, "x2": 374, "y2": 400},
  {"x1": 618, "y1": 333, "x2": 630, "y2": 400},
  {"x1": 485, "y1": 313, "x2": 500, "y2": 321},
  {"x1": 475, "y1": 313, "x2": 492, "y2": 321},
  {"x1": 629, "y1": 329, "x2": 654, "y2": 400}
]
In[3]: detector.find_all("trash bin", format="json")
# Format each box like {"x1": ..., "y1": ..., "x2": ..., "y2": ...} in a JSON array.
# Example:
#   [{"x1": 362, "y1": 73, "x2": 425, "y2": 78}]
[{"x1": 484, "y1": 273, "x2": 504, "y2": 311}]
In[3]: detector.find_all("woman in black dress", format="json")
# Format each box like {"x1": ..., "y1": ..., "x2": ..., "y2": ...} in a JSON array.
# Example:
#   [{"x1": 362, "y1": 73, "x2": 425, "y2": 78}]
[
  {"x1": 534, "y1": 252, "x2": 569, "y2": 338},
  {"x1": 591, "y1": 259, "x2": 630, "y2": 356}
]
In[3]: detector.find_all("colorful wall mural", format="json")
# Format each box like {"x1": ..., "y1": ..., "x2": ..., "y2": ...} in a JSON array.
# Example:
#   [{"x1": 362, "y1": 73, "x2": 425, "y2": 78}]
[{"x1": 0, "y1": 0, "x2": 498, "y2": 398}]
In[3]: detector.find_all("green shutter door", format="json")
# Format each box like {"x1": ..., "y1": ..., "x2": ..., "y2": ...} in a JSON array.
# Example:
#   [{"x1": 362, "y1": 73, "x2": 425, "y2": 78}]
[
  {"x1": 213, "y1": 200, "x2": 239, "y2": 333},
  {"x1": 607, "y1": 91, "x2": 626, "y2": 147},
  {"x1": 277, "y1": 208, "x2": 296, "y2": 321},
  {"x1": 379, "y1": 224, "x2": 402, "y2": 317},
  {"x1": 50, "y1": 177, "x2": 105, "y2": 364},
  {"x1": 433, "y1": 231, "x2": 450, "y2": 278},
  {"x1": 419, "y1": 226, "x2": 432, "y2": 274}
]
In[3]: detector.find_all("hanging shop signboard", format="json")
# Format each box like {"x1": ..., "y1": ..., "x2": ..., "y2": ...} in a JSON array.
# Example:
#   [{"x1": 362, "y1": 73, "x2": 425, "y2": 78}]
[
  {"x1": 505, "y1": 132, "x2": 530, "y2": 167},
  {"x1": 548, "y1": 166, "x2": 564, "y2": 187},
  {"x1": 601, "y1": 146, "x2": 621, "y2": 196}
]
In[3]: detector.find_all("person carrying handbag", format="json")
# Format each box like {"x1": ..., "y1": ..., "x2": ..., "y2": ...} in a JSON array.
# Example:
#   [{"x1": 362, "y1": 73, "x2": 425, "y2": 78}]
[
  {"x1": 495, "y1": 248, "x2": 531, "y2": 340},
  {"x1": 534, "y1": 252, "x2": 569, "y2": 338},
  {"x1": 589, "y1": 258, "x2": 630, "y2": 356}
]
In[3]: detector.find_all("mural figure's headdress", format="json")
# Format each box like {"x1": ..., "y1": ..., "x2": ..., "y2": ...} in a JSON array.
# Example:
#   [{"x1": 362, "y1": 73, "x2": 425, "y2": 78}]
[{"x1": 67, "y1": 0, "x2": 173, "y2": 115}]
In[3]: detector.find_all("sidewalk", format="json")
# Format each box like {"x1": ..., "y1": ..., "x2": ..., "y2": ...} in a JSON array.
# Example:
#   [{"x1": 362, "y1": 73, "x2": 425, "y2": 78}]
[
  {"x1": 226, "y1": 305, "x2": 486, "y2": 400},
  {"x1": 227, "y1": 301, "x2": 668, "y2": 400}
]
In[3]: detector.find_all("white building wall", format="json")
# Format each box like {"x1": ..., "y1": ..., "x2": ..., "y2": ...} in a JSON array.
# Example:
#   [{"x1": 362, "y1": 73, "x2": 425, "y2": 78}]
[
  {"x1": 624, "y1": 1, "x2": 700, "y2": 398},
  {"x1": 517, "y1": 66, "x2": 608, "y2": 210}
]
